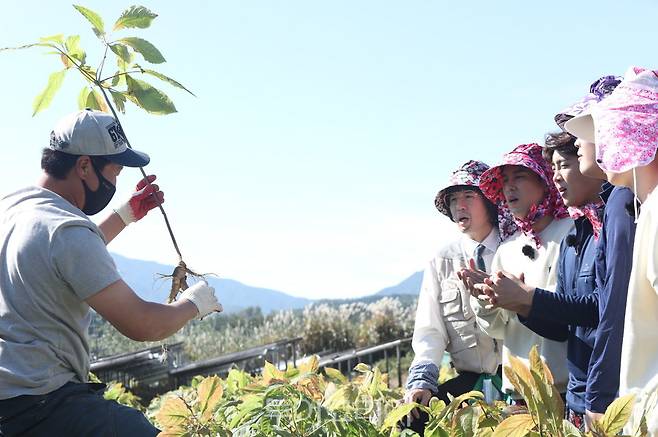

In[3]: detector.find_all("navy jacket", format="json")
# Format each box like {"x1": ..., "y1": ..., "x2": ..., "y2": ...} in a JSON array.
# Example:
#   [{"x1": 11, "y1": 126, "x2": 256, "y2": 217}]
[
  {"x1": 586, "y1": 185, "x2": 636, "y2": 413},
  {"x1": 519, "y1": 215, "x2": 599, "y2": 414}
]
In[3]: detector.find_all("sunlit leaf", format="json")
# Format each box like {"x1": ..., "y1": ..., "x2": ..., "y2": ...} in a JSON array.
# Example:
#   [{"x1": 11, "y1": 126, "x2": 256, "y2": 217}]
[
  {"x1": 324, "y1": 367, "x2": 347, "y2": 384},
  {"x1": 77, "y1": 86, "x2": 90, "y2": 109},
  {"x1": 197, "y1": 376, "x2": 223, "y2": 422},
  {"x1": 561, "y1": 419, "x2": 581, "y2": 437},
  {"x1": 298, "y1": 355, "x2": 319, "y2": 375},
  {"x1": 118, "y1": 37, "x2": 165, "y2": 64},
  {"x1": 73, "y1": 5, "x2": 105, "y2": 38},
  {"x1": 141, "y1": 68, "x2": 196, "y2": 96},
  {"x1": 40, "y1": 34, "x2": 64, "y2": 44},
  {"x1": 113, "y1": 5, "x2": 158, "y2": 30},
  {"x1": 354, "y1": 363, "x2": 371, "y2": 373},
  {"x1": 32, "y1": 69, "x2": 67, "y2": 116},
  {"x1": 125, "y1": 76, "x2": 176, "y2": 114},
  {"x1": 155, "y1": 396, "x2": 188, "y2": 430},
  {"x1": 380, "y1": 402, "x2": 421, "y2": 431},
  {"x1": 492, "y1": 414, "x2": 535, "y2": 437},
  {"x1": 261, "y1": 360, "x2": 286, "y2": 384},
  {"x1": 64, "y1": 35, "x2": 85, "y2": 65},
  {"x1": 600, "y1": 394, "x2": 635, "y2": 436},
  {"x1": 86, "y1": 89, "x2": 109, "y2": 112}
]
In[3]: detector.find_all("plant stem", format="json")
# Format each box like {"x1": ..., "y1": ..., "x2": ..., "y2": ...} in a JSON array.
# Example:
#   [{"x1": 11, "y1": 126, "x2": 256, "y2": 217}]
[
  {"x1": 100, "y1": 69, "x2": 142, "y2": 84},
  {"x1": 96, "y1": 83, "x2": 184, "y2": 261}
]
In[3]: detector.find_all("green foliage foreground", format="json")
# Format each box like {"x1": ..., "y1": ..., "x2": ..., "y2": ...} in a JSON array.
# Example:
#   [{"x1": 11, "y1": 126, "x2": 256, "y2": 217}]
[{"x1": 123, "y1": 346, "x2": 654, "y2": 437}]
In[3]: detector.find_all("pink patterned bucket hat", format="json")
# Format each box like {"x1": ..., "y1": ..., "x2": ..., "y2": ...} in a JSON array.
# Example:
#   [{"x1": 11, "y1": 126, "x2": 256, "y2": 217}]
[
  {"x1": 555, "y1": 75, "x2": 621, "y2": 131},
  {"x1": 435, "y1": 160, "x2": 517, "y2": 240},
  {"x1": 479, "y1": 144, "x2": 568, "y2": 246},
  {"x1": 566, "y1": 67, "x2": 658, "y2": 172}
]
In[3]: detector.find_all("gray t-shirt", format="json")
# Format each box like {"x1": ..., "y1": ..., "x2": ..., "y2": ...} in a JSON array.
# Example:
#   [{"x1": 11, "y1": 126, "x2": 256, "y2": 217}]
[{"x1": 0, "y1": 186, "x2": 121, "y2": 399}]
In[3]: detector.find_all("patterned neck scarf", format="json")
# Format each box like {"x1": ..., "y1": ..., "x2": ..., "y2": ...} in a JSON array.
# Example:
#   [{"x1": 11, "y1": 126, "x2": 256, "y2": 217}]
[
  {"x1": 479, "y1": 144, "x2": 569, "y2": 249},
  {"x1": 568, "y1": 201, "x2": 605, "y2": 240}
]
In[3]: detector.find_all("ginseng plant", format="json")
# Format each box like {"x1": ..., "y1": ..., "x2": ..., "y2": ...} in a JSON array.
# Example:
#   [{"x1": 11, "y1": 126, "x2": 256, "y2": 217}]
[{"x1": 1, "y1": 4, "x2": 205, "y2": 303}]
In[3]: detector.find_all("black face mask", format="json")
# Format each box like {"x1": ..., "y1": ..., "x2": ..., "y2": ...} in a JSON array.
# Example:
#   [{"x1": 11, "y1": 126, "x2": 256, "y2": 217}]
[{"x1": 81, "y1": 160, "x2": 116, "y2": 215}]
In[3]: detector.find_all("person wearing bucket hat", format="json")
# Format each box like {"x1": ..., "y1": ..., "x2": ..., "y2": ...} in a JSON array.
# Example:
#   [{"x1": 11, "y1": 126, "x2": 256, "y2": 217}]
[
  {"x1": 559, "y1": 75, "x2": 637, "y2": 426},
  {"x1": 459, "y1": 143, "x2": 574, "y2": 402},
  {"x1": 462, "y1": 133, "x2": 606, "y2": 429},
  {"x1": 0, "y1": 109, "x2": 222, "y2": 436},
  {"x1": 401, "y1": 160, "x2": 509, "y2": 434},
  {"x1": 578, "y1": 67, "x2": 658, "y2": 435}
]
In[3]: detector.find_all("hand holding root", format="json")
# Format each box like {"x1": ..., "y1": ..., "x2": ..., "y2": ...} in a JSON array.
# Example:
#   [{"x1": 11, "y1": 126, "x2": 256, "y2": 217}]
[{"x1": 179, "y1": 280, "x2": 223, "y2": 319}]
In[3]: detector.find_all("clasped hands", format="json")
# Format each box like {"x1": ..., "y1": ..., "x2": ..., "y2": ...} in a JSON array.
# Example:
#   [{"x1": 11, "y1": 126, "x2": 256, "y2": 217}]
[{"x1": 457, "y1": 259, "x2": 535, "y2": 317}]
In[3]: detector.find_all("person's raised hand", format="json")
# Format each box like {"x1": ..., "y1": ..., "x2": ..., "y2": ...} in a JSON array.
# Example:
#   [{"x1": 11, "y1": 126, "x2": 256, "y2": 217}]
[
  {"x1": 457, "y1": 258, "x2": 490, "y2": 298},
  {"x1": 179, "y1": 280, "x2": 223, "y2": 319},
  {"x1": 483, "y1": 271, "x2": 534, "y2": 315},
  {"x1": 115, "y1": 175, "x2": 165, "y2": 225}
]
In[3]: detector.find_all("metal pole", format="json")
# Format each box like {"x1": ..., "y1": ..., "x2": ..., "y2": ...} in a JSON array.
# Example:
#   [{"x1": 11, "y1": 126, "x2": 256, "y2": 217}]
[
  {"x1": 396, "y1": 344, "x2": 402, "y2": 388},
  {"x1": 384, "y1": 349, "x2": 390, "y2": 387},
  {"x1": 292, "y1": 341, "x2": 297, "y2": 368}
]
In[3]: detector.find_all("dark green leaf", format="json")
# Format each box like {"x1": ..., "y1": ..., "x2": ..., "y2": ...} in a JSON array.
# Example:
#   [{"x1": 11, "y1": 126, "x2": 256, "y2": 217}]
[
  {"x1": 125, "y1": 76, "x2": 176, "y2": 114},
  {"x1": 32, "y1": 69, "x2": 67, "y2": 116},
  {"x1": 118, "y1": 37, "x2": 165, "y2": 64},
  {"x1": 110, "y1": 90, "x2": 126, "y2": 113},
  {"x1": 73, "y1": 5, "x2": 105, "y2": 38},
  {"x1": 141, "y1": 68, "x2": 196, "y2": 96},
  {"x1": 109, "y1": 43, "x2": 131, "y2": 64},
  {"x1": 113, "y1": 6, "x2": 158, "y2": 31}
]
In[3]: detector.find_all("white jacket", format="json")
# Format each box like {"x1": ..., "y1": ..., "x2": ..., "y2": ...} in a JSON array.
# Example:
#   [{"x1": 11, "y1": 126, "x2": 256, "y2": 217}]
[
  {"x1": 472, "y1": 217, "x2": 574, "y2": 395},
  {"x1": 411, "y1": 229, "x2": 502, "y2": 375}
]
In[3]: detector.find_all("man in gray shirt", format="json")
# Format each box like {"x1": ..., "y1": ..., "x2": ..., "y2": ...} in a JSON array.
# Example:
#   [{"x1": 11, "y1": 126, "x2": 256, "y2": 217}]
[{"x1": 0, "y1": 109, "x2": 222, "y2": 436}]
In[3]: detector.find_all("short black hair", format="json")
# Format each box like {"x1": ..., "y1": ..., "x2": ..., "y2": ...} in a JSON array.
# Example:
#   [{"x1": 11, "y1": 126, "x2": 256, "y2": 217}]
[
  {"x1": 542, "y1": 131, "x2": 577, "y2": 162},
  {"x1": 444, "y1": 186, "x2": 499, "y2": 226},
  {"x1": 41, "y1": 148, "x2": 110, "y2": 180}
]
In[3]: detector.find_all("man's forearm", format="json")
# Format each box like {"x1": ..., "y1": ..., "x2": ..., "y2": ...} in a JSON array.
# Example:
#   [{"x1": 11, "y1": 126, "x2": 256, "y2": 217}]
[
  {"x1": 98, "y1": 212, "x2": 126, "y2": 244},
  {"x1": 133, "y1": 299, "x2": 198, "y2": 341}
]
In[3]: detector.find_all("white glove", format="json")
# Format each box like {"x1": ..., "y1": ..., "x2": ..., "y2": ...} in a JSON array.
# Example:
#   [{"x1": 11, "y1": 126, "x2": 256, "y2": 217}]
[{"x1": 179, "y1": 281, "x2": 223, "y2": 319}]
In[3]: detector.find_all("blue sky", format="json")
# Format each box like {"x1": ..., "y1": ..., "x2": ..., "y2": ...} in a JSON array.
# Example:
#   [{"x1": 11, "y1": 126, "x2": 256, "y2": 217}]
[{"x1": 2, "y1": 1, "x2": 657, "y2": 299}]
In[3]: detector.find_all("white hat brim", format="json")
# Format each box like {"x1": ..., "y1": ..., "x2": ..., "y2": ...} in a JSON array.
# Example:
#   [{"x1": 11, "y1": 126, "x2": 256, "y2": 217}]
[{"x1": 564, "y1": 113, "x2": 595, "y2": 143}]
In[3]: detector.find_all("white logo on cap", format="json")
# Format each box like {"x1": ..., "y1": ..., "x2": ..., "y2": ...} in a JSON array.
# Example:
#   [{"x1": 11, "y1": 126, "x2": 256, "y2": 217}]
[{"x1": 106, "y1": 122, "x2": 127, "y2": 149}]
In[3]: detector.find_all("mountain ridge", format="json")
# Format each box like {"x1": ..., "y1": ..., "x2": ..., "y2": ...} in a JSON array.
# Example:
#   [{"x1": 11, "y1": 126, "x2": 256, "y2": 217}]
[{"x1": 111, "y1": 253, "x2": 421, "y2": 313}]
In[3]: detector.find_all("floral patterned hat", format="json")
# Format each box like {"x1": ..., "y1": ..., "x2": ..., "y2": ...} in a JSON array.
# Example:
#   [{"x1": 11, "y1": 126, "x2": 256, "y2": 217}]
[
  {"x1": 591, "y1": 67, "x2": 658, "y2": 173},
  {"x1": 478, "y1": 143, "x2": 568, "y2": 246},
  {"x1": 554, "y1": 75, "x2": 622, "y2": 131},
  {"x1": 435, "y1": 160, "x2": 517, "y2": 240}
]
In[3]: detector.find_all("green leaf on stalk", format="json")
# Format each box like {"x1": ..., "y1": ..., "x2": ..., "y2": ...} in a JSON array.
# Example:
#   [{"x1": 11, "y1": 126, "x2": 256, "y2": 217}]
[
  {"x1": 141, "y1": 68, "x2": 196, "y2": 96},
  {"x1": 73, "y1": 5, "x2": 105, "y2": 38},
  {"x1": 125, "y1": 76, "x2": 176, "y2": 114},
  {"x1": 110, "y1": 90, "x2": 126, "y2": 113},
  {"x1": 65, "y1": 35, "x2": 86, "y2": 64},
  {"x1": 86, "y1": 89, "x2": 109, "y2": 112},
  {"x1": 118, "y1": 37, "x2": 165, "y2": 64},
  {"x1": 40, "y1": 34, "x2": 64, "y2": 44},
  {"x1": 32, "y1": 69, "x2": 67, "y2": 116},
  {"x1": 109, "y1": 43, "x2": 131, "y2": 64},
  {"x1": 77, "y1": 86, "x2": 91, "y2": 109},
  {"x1": 113, "y1": 6, "x2": 158, "y2": 31},
  {"x1": 0, "y1": 42, "x2": 59, "y2": 52}
]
